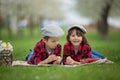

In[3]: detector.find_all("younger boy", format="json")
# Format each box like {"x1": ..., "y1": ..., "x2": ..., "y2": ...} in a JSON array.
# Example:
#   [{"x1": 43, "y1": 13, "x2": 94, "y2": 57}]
[{"x1": 27, "y1": 24, "x2": 64, "y2": 65}]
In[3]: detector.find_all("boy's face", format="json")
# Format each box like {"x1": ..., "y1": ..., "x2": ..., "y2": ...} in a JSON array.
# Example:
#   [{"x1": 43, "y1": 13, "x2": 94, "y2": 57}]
[
  {"x1": 44, "y1": 37, "x2": 59, "y2": 49},
  {"x1": 69, "y1": 30, "x2": 82, "y2": 47}
]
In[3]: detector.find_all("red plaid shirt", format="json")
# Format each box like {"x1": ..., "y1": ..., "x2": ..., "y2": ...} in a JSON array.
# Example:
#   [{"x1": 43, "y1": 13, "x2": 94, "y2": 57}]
[
  {"x1": 63, "y1": 42, "x2": 92, "y2": 64},
  {"x1": 28, "y1": 39, "x2": 61, "y2": 65}
]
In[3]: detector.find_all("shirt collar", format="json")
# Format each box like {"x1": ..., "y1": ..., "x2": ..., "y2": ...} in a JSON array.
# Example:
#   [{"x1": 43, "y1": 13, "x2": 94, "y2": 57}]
[{"x1": 45, "y1": 45, "x2": 54, "y2": 54}]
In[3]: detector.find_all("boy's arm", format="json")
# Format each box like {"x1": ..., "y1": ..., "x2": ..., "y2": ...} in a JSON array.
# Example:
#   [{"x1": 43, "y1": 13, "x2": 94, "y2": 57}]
[
  {"x1": 38, "y1": 54, "x2": 57, "y2": 65},
  {"x1": 63, "y1": 44, "x2": 73, "y2": 64}
]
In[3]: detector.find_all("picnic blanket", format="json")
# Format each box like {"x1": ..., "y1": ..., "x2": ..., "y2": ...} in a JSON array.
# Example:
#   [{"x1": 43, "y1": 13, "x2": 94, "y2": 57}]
[{"x1": 12, "y1": 58, "x2": 114, "y2": 67}]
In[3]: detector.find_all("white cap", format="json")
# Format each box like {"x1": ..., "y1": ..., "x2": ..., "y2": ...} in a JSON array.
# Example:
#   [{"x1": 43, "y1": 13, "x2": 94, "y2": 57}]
[
  {"x1": 68, "y1": 25, "x2": 87, "y2": 34},
  {"x1": 41, "y1": 24, "x2": 64, "y2": 37}
]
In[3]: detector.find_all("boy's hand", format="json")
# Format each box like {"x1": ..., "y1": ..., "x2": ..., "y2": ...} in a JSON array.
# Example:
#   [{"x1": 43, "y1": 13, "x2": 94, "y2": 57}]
[
  {"x1": 53, "y1": 56, "x2": 62, "y2": 64},
  {"x1": 66, "y1": 56, "x2": 80, "y2": 65},
  {"x1": 47, "y1": 54, "x2": 57, "y2": 61}
]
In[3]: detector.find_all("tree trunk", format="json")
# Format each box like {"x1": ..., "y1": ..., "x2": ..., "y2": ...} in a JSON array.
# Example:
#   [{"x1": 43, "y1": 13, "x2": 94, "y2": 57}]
[
  {"x1": 97, "y1": 15, "x2": 108, "y2": 40},
  {"x1": 97, "y1": 0, "x2": 114, "y2": 40}
]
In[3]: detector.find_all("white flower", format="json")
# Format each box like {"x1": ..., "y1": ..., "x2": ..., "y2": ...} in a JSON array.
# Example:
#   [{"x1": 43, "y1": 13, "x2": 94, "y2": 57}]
[
  {"x1": 0, "y1": 42, "x2": 13, "y2": 51},
  {"x1": 8, "y1": 42, "x2": 13, "y2": 51},
  {"x1": 5, "y1": 42, "x2": 13, "y2": 51},
  {"x1": 0, "y1": 46, "x2": 4, "y2": 52},
  {"x1": 1, "y1": 42, "x2": 6, "y2": 48},
  {"x1": 0, "y1": 42, "x2": 6, "y2": 52}
]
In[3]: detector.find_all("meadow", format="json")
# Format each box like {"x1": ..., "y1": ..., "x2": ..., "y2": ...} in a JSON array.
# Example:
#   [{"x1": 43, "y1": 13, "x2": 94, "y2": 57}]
[{"x1": 0, "y1": 27, "x2": 120, "y2": 80}]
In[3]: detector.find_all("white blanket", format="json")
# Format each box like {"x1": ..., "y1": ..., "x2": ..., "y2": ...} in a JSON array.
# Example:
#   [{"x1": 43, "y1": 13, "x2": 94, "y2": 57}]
[
  {"x1": 12, "y1": 61, "x2": 80, "y2": 67},
  {"x1": 12, "y1": 58, "x2": 114, "y2": 67}
]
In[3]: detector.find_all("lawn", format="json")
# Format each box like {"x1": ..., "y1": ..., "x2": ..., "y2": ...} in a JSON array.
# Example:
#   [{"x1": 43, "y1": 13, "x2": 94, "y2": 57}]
[{"x1": 0, "y1": 28, "x2": 120, "y2": 80}]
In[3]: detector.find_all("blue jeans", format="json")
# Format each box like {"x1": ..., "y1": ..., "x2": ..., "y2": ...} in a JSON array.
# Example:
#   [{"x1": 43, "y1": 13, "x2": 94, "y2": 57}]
[
  {"x1": 92, "y1": 50, "x2": 105, "y2": 59},
  {"x1": 25, "y1": 50, "x2": 34, "y2": 61}
]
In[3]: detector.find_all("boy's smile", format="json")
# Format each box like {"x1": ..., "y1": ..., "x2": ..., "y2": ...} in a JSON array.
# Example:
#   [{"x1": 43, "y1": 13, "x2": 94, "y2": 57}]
[{"x1": 70, "y1": 30, "x2": 82, "y2": 47}]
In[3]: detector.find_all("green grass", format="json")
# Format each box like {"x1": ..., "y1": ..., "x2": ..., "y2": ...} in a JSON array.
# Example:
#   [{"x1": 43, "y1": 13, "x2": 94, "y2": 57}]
[{"x1": 0, "y1": 28, "x2": 120, "y2": 80}]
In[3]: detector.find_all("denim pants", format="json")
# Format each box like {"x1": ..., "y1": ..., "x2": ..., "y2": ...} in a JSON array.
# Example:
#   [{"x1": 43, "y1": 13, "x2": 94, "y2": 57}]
[{"x1": 92, "y1": 50, "x2": 105, "y2": 59}]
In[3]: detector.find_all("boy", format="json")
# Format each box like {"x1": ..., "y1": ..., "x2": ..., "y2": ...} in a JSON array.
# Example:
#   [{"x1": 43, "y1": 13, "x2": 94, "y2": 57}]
[
  {"x1": 27, "y1": 24, "x2": 64, "y2": 65},
  {"x1": 63, "y1": 25, "x2": 105, "y2": 65}
]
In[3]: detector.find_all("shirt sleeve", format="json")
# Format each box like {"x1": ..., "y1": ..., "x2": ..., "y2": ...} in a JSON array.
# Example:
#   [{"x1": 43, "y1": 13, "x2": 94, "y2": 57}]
[
  {"x1": 82, "y1": 44, "x2": 92, "y2": 58},
  {"x1": 54, "y1": 44, "x2": 62, "y2": 56},
  {"x1": 63, "y1": 44, "x2": 71, "y2": 64},
  {"x1": 29, "y1": 43, "x2": 41, "y2": 65},
  {"x1": 87, "y1": 46, "x2": 92, "y2": 58}
]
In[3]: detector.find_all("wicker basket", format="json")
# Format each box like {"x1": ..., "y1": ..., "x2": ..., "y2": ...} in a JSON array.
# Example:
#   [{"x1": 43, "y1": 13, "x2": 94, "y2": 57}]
[{"x1": 0, "y1": 50, "x2": 13, "y2": 66}]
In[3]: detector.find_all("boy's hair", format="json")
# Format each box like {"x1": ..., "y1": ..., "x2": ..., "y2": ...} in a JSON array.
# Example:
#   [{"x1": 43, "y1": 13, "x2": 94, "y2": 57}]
[
  {"x1": 67, "y1": 27, "x2": 88, "y2": 45},
  {"x1": 43, "y1": 36, "x2": 50, "y2": 41}
]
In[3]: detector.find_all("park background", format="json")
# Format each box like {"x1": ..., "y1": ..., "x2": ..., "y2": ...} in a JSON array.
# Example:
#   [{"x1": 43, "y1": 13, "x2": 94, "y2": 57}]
[{"x1": 0, "y1": 0, "x2": 120, "y2": 80}]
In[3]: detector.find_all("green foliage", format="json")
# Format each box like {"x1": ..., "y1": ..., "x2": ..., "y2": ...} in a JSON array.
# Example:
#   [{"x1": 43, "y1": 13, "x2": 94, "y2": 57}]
[{"x1": 0, "y1": 29, "x2": 120, "y2": 80}]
